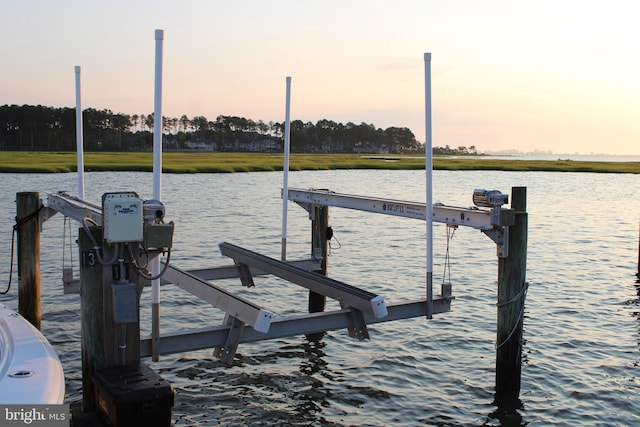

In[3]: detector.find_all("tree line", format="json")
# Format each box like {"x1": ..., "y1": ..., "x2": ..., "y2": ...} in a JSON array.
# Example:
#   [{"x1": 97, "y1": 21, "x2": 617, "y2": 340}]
[{"x1": 0, "y1": 104, "x2": 477, "y2": 155}]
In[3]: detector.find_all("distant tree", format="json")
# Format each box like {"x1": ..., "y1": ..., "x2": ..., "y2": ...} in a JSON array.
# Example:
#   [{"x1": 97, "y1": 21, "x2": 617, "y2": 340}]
[
  {"x1": 179, "y1": 115, "x2": 190, "y2": 132},
  {"x1": 139, "y1": 114, "x2": 147, "y2": 131},
  {"x1": 144, "y1": 113, "x2": 154, "y2": 131},
  {"x1": 383, "y1": 127, "x2": 419, "y2": 153},
  {"x1": 0, "y1": 103, "x2": 434, "y2": 154},
  {"x1": 131, "y1": 114, "x2": 139, "y2": 132},
  {"x1": 191, "y1": 116, "x2": 209, "y2": 136},
  {"x1": 168, "y1": 117, "x2": 178, "y2": 134},
  {"x1": 271, "y1": 122, "x2": 283, "y2": 138}
]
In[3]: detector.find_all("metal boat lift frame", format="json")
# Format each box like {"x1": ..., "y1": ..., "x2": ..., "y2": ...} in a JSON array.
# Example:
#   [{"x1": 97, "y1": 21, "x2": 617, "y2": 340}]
[{"x1": 43, "y1": 187, "x2": 514, "y2": 364}]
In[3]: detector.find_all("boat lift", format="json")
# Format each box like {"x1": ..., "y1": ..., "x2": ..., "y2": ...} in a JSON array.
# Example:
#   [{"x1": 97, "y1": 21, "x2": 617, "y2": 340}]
[{"x1": 41, "y1": 184, "x2": 514, "y2": 365}]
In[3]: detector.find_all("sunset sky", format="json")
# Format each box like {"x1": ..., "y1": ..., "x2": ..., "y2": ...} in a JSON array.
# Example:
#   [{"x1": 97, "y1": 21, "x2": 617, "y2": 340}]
[{"x1": 2, "y1": 0, "x2": 638, "y2": 155}]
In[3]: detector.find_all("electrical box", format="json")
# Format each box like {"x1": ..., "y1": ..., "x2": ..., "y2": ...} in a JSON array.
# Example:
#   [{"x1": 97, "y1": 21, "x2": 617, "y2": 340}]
[
  {"x1": 144, "y1": 222, "x2": 174, "y2": 251},
  {"x1": 103, "y1": 192, "x2": 144, "y2": 243},
  {"x1": 112, "y1": 283, "x2": 138, "y2": 323}
]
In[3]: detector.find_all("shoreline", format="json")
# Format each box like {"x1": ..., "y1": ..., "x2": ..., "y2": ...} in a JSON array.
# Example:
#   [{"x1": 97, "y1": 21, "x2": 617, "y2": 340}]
[{"x1": 1, "y1": 152, "x2": 638, "y2": 174}]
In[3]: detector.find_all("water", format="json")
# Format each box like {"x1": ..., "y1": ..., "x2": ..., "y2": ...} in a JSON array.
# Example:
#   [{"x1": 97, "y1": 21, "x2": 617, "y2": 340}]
[
  {"x1": 0, "y1": 169, "x2": 638, "y2": 426},
  {"x1": 475, "y1": 155, "x2": 640, "y2": 162}
]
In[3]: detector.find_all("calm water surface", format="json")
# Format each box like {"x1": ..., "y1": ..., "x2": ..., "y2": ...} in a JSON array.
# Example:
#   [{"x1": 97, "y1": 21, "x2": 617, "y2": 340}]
[{"x1": 0, "y1": 169, "x2": 638, "y2": 426}]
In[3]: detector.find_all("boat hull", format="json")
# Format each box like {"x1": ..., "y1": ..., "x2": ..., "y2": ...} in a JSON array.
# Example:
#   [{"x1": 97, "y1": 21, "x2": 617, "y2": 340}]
[{"x1": 0, "y1": 304, "x2": 65, "y2": 404}]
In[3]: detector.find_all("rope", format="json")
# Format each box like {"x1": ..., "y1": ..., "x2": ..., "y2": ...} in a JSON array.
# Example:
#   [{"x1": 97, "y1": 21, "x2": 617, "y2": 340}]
[
  {"x1": 495, "y1": 281, "x2": 529, "y2": 349},
  {"x1": 496, "y1": 281, "x2": 528, "y2": 307},
  {"x1": 2, "y1": 205, "x2": 44, "y2": 295}
]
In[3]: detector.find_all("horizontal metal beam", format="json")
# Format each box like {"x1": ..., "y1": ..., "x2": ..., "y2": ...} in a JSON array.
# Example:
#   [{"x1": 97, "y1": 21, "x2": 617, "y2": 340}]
[
  {"x1": 219, "y1": 242, "x2": 387, "y2": 318},
  {"x1": 157, "y1": 259, "x2": 321, "y2": 286},
  {"x1": 162, "y1": 264, "x2": 273, "y2": 333},
  {"x1": 140, "y1": 297, "x2": 451, "y2": 357},
  {"x1": 46, "y1": 191, "x2": 102, "y2": 225},
  {"x1": 186, "y1": 259, "x2": 321, "y2": 281},
  {"x1": 286, "y1": 187, "x2": 501, "y2": 230}
]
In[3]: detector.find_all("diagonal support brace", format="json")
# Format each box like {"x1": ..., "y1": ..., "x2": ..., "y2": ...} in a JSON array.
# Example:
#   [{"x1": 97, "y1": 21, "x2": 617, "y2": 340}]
[
  {"x1": 236, "y1": 263, "x2": 255, "y2": 287},
  {"x1": 345, "y1": 307, "x2": 369, "y2": 340},
  {"x1": 213, "y1": 315, "x2": 246, "y2": 365}
]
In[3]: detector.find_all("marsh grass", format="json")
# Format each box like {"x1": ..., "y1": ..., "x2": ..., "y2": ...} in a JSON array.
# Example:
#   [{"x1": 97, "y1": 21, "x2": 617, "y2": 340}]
[{"x1": 0, "y1": 152, "x2": 637, "y2": 174}]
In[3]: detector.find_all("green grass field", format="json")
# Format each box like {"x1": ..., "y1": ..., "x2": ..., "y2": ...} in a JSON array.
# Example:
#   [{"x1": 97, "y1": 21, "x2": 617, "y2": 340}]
[{"x1": 0, "y1": 151, "x2": 638, "y2": 174}]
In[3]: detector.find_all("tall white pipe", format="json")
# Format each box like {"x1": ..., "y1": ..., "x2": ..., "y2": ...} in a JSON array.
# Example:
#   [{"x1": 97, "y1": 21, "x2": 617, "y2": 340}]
[
  {"x1": 151, "y1": 29, "x2": 164, "y2": 361},
  {"x1": 281, "y1": 76, "x2": 292, "y2": 261},
  {"x1": 153, "y1": 29, "x2": 164, "y2": 200},
  {"x1": 424, "y1": 52, "x2": 434, "y2": 319},
  {"x1": 74, "y1": 66, "x2": 85, "y2": 199}
]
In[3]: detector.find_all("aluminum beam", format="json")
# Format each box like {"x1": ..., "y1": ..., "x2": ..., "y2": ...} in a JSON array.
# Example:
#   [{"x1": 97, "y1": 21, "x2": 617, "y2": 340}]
[
  {"x1": 139, "y1": 297, "x2": 450, "y2": 357},
  {"x1": 162, "y1": 264, "x2": 273, "y2": 333},
  {"x1": 185, "y1": 258, "x2": 321, "y2": 281},
  {"x1": 219, "y1": 242, "x2": 387, "y2": 319},
  {"x1": 286, "y1": 187, "x2": 504, "y2": 230},
  {"x1": 46, "y1": 191, "x2": 102, "y2": 225}
]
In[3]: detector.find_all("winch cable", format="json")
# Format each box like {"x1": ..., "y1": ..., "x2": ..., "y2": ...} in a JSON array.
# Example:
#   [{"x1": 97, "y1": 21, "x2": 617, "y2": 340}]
[
  {"x1": 62, "y1": 216, "x2": 75, "y2": 274},
  {"x1": 442, "y1": 225, "x2": 456, "y2": 288}
]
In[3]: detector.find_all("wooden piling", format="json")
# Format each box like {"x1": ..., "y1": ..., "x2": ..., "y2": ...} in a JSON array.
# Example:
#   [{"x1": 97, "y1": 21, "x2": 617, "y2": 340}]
[
  {"x1": 309, "y1": 205, "x2": 329, "y2": 313},
  {"x1": 79, "y1": 227, "x2": 142, "y2": 412},
  {"x1": 495, "y1": 187, "x2": 528, "y2": 401},
  {"x1": 17, "y1": 192, "x2": 41, "y2": 330}
]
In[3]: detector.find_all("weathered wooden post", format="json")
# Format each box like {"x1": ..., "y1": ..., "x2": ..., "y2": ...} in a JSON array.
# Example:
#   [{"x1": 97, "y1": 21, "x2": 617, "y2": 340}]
[
  {"x1": 78, "y1": 227, "x2": 104, "y2": 412},
  {"x1": 17, "y1": 192, "x2": 41, "y2": 330},
  {"x1": 309, "y1": 205, "x2": 329, "y2": 312},
  {"x1": 495, "y1": 186, "x2": 528, "y2": 401},
  {"x1": 78, "y1": 227, "x2": 143, "y2": 412}
]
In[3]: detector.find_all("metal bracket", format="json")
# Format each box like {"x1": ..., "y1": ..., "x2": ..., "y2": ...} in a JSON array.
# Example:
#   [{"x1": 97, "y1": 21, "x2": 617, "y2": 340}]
[
  {"x1": 38, "y1": 203, "x2": 58, "y2": 231},
  {"x1": 441, "y1": 282, "x2": 452, "y2": 298},
  {"x1": 236, "y1": 263, "x2": 255, "y2": 287},
  {"x1": 482, "y1": 226, "x2": 509, "y2": 258},
  {"x1": 344, "y1": 305, "x2": 369, "y2": 340},
  {"x1": 213, "y1": 315, "x2": 245, "y2": 365},
  {"x1": 63, "y1": 267, "x2": 81, "y2": 294}
]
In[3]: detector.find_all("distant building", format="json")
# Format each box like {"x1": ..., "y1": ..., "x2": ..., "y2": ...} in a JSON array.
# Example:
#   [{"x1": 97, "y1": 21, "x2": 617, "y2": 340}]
[{"x1": 185, "y1": 140, "x2": 217, "y2": 151}]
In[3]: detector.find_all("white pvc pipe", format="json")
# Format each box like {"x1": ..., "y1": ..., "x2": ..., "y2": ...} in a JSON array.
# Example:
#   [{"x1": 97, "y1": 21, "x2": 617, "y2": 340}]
[
  {"x1": 74, "y1": 66, "x2": 85, "y2": 199},
  {"x1": 281, "y1": 76, "x2": 292, "y2": 261},
  {"x1": 153, "y1": 29, "x2": 164, "y2": 201},
  {"x1": 151, "y1": 29, "x2": 164, "y2": 361},
  {"x1": 424, "y1": 52, "x2": 434, "y2": 319}
]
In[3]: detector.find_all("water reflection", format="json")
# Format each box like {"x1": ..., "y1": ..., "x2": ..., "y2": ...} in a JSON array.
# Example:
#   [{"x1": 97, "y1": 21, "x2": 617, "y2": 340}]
[
  {"x1": 487, "y1": 395, "x2": 525, "y2": 427},
  {"x1": 634, "y1": 274, "x2": 640, "y2": 348},
  {"x1": 292, "y1": 334, "x2": 330, "y2": 422},
  {"x1": 625, "y1": 274, "x2": 640, "y2": 331}
]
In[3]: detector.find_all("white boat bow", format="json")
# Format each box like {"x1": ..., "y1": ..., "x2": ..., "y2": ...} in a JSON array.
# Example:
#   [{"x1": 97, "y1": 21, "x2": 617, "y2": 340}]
[{"x1": 0, "y1": 304, "x2": 65, "y2": 404}]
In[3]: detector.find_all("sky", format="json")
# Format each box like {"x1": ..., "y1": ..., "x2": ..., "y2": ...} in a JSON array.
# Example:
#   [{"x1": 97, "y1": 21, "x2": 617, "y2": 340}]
[{"x1": 1, "y1": 0, "x2": 639, "y2": 156}]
